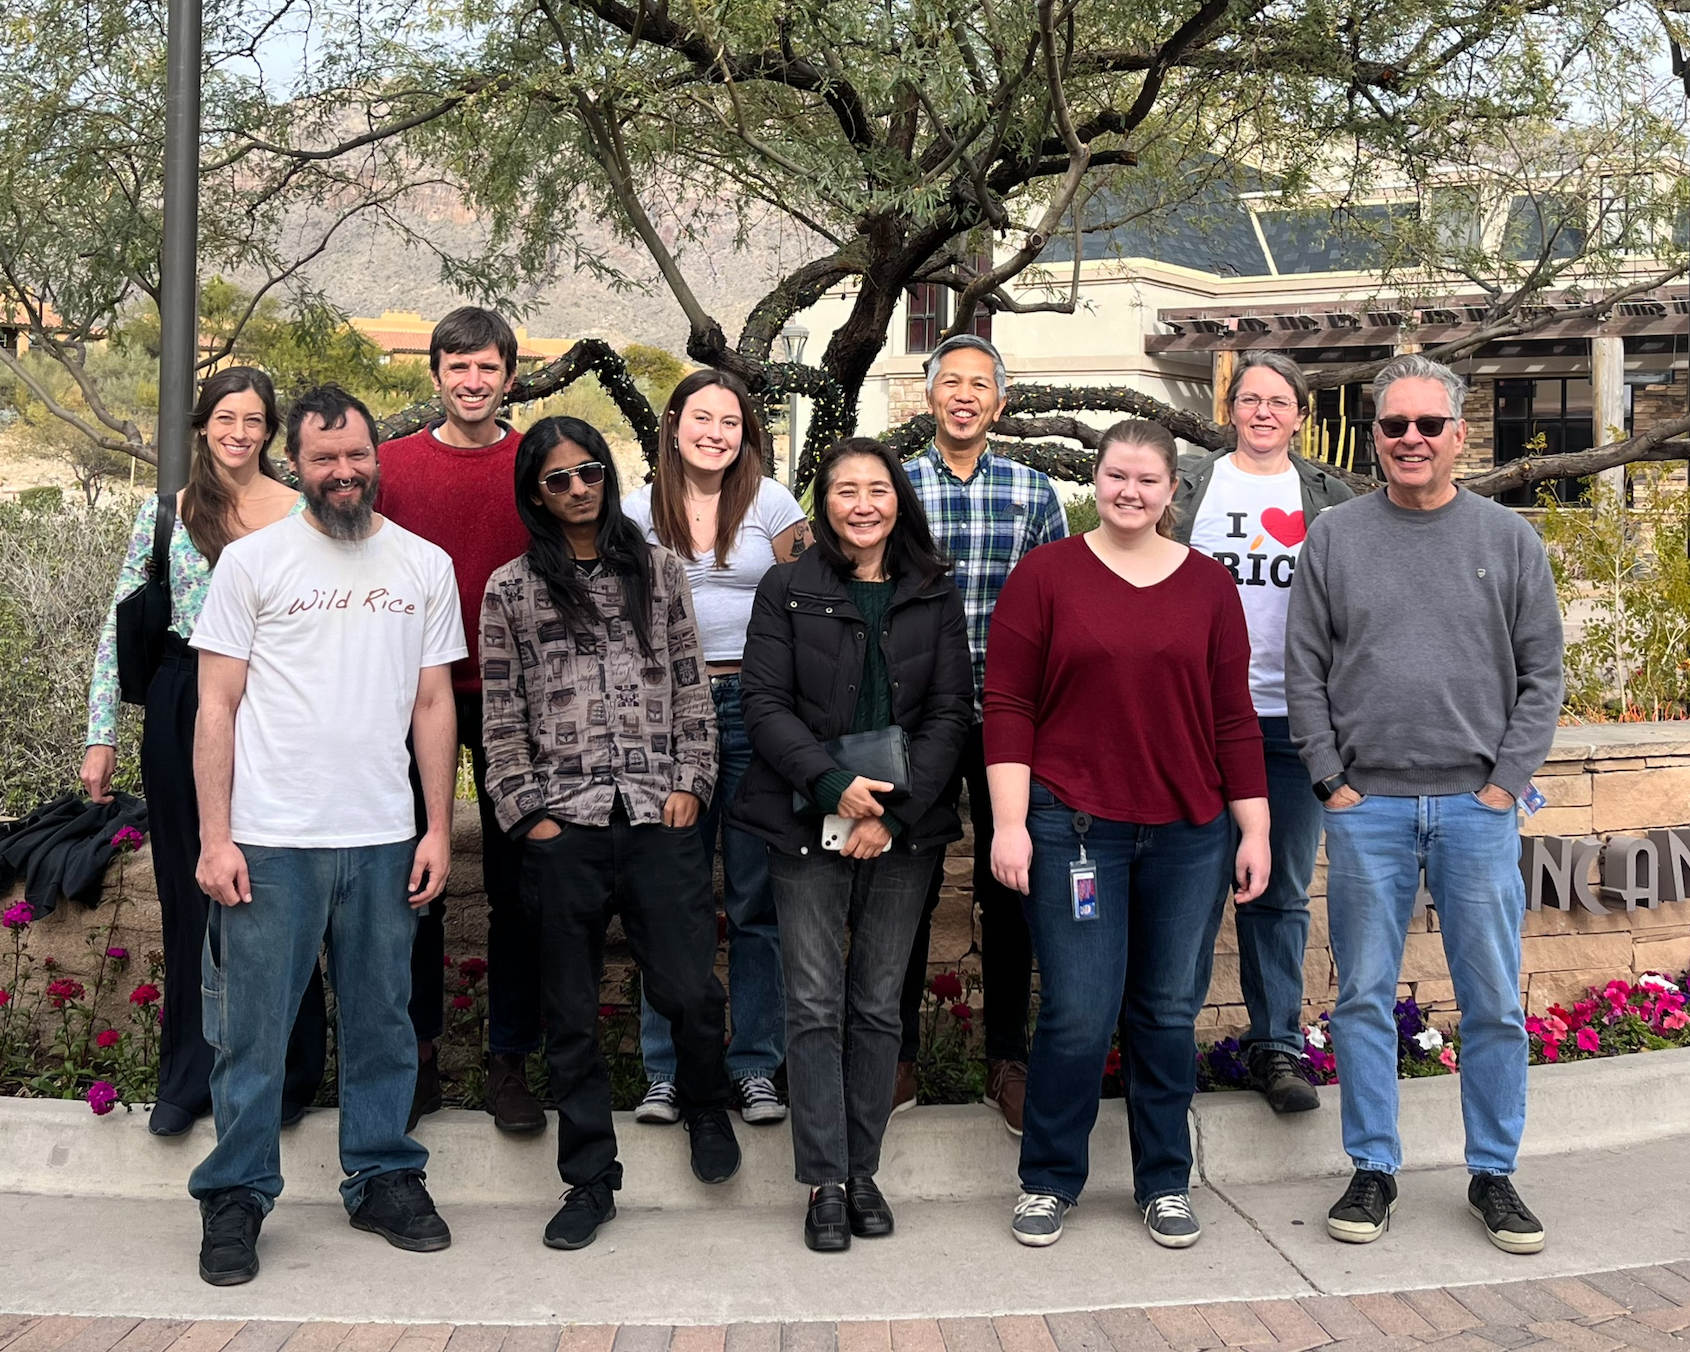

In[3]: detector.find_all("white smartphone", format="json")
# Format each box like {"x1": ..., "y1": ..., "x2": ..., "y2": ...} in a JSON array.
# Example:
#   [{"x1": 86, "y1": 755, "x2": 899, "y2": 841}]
[{"x1": 821, "y1": 814, "x2": 850, "y2": 851}]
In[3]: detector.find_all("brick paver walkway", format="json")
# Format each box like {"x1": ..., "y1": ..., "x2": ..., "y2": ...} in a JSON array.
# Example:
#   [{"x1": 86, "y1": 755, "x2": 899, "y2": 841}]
[{"x1": 8, "y1": 1266, "x2": 1690, "y2": 1352}]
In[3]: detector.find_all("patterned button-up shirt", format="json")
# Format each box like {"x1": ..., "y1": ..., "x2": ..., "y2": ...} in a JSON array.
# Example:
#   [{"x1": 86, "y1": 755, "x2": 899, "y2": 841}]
[
  {"x1": 905, "y1": 444, "x2": 1068, "y2": 703},
  {"x1": 479, "y1": 548, "x2": 717, "y2": 832}
]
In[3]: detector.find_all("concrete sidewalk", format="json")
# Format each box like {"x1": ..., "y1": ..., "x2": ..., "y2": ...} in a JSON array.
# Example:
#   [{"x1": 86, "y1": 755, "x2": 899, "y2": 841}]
[{"x1": 2, "y1": 1054, "x2": 1687, "y2": 1325}]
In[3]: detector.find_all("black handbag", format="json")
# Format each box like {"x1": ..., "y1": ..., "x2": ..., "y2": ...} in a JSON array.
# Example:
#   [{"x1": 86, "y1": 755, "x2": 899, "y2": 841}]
[
  {"x1": 115, "y1": 493, "x2": 177, "y2": 705},
  {"x1": 793, "y1": 725, "x2": 912, "y2": 814}
]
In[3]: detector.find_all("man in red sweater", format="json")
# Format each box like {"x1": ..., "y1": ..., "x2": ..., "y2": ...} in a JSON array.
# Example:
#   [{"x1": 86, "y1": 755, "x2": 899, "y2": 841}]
[{"x1": 375, "y1": 306, "x2": 545, "y2": 1134}]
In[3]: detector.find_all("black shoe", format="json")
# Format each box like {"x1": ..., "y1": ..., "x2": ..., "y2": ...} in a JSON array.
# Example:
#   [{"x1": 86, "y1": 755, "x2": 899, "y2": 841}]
[
  {"x1": 686, "y1": 1107, "x2": 741, "y2": 1184},
  {"x1": 486, "y1": 1053, "x2": 547, "y2": 1134},
  {"x1": 407, "y1": 1042, "x2": 442, "y2": 1134},
  {"x1": 544, "y1": 1180, "x2": 617, "y2": 1250},
  {"x1": 845, "y1": 1176, "x2": 893, "y2": 1237},
  {"x1": 1248, "y1": 1049, "x2": 1320, "y2": 1114},
  {"x1": 198, "y1": 1188, "x2": 264, "y2": 1286},
  {"x1": 1468, "y1": 1173, "x2": 1545, "y2": 1254},
  {"x1": 1327, "y1": 1168, "x2": 1397, "y2": 1244},
  {"x1": 149, "y1": 1101, "x2": 196, "y2": 1137},
  {"x1": 805, "y1": 1184, "x2": 851, "y2": 1252},
  {"x1": 350, "y1": 1169, "x2": 452, "y2": 1252},
  {"x1": 280, "y1": 1101, "x2": 308, "y2": 1129}
]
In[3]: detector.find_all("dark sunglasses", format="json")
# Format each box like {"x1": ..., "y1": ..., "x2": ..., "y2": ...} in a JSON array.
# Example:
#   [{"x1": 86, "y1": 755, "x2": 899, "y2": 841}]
[
  {"x1": 1376, "y1": 415, "x2": 1454, "y2": 439},
  {"x1": 540, "y1": 462, "x2": 607, "y2": 493}
]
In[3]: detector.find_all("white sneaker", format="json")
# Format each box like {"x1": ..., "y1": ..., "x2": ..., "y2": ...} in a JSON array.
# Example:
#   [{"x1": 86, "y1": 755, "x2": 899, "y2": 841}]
[
  {"x1": 1011, "y1": 1191, "x2": 1069, "y2": 1247},
  {"x1": 735, "y1": 1074, "x2": 787, "y2": 1125},
  {"x1": 633, "y1": 1080, "x2": 680, "y2": 1125}
]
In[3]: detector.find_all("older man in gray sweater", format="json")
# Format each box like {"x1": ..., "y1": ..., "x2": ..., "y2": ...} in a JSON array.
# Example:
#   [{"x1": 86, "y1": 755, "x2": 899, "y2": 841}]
[{"x1": 1286, "y1": 355, "x2": 1563, "y2": 1257}]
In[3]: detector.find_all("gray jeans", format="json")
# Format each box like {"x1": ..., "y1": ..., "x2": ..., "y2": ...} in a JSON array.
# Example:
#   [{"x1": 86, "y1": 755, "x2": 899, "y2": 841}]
[{"x1": 768, "y1": 845, "x2": 935, "y2": 1186}]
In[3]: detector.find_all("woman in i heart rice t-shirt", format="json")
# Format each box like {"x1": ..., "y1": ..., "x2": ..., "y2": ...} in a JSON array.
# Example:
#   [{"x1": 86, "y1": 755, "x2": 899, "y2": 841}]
[{"x1": 1173, "y1": 351, "x2": 1354, "y2": 1115}]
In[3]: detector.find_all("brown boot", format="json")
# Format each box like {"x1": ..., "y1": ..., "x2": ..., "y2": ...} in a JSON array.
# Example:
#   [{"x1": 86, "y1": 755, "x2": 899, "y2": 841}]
[
  {"x1": 485, "y1": 1052, "x2": 547, "y2": 1133},
  {"x1": 407, "y1": 1040, "x2": 442, "y2": 1133},
  {"x1": 985, "y1": 1058, "x2": 1027, "y2": 1136},
  {"x1": 890, "y1": 1060, "x2": 918, "y2": 1116}
]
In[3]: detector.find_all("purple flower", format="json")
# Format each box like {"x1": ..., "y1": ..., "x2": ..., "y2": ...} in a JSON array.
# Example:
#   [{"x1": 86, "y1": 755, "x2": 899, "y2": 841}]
[
  {"x1": 105, "y1": 946, "x2": 129, "y2": 961},
  {"x1": 110, "y1": 826, "x2": 146, "y2": 852},
  {"x1": 2, "y1": 901, "x2": 33, "y2": 931},
  {"x1": 87, "y1": 1081, "x2": 119, "y2": 1116}
]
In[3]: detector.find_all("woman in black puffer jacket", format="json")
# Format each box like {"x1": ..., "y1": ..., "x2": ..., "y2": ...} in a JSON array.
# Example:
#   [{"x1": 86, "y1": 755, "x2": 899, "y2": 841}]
[{"x1": 732, "y1": 436, "x2": 972, "y2": 1253}]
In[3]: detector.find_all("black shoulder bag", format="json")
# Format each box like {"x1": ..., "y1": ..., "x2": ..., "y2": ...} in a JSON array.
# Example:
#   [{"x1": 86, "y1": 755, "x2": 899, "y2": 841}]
[{"x1": 115, "y1": 494, "x2": 177, "y2": 705}]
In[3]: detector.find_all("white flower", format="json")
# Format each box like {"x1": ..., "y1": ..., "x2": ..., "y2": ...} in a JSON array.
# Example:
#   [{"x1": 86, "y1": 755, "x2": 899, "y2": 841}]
[
  {"x1": 1640, "y1": 972, "x2": 1681, "y2": 993},
  {"x1": 1413, "y1": 1028, "x2": 1444, "y2": 1052},
  {"x1": 1304, "y1": 1026, "x2": 1328, "y2": 1050}
]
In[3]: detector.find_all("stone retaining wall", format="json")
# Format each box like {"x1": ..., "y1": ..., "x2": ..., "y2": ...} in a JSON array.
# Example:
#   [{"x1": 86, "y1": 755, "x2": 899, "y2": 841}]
[{"x1": 10, "y1": 724, "x2": 1690, "y2": 1043}]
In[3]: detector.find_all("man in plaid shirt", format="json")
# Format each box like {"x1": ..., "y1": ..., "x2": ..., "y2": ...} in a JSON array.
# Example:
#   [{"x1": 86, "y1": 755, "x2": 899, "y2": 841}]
[{"x1": 897, "y1": 334, "x2": 1067, "y2": 1135}]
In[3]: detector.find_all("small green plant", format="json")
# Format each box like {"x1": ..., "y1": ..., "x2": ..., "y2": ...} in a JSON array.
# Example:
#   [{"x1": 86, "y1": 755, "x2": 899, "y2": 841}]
[
  {"x1": 16, "y1": 485, "x2": 62, "y2": 512},
  {"x1": 911, "y1": 969, "x2": 986, "y2": 1105},
  {"x1": 1064, "y1": 494, "x2": 1098, "y2": 535},
  {"x1": 1540, "y1": 465, "x2": 1690, "y2": 721}
]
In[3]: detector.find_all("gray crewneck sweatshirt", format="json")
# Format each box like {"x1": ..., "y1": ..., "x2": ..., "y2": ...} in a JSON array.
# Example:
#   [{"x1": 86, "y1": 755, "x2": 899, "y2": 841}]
[{"x1": 1285, "y1": 488, "x2": 1564, "y2": 799}]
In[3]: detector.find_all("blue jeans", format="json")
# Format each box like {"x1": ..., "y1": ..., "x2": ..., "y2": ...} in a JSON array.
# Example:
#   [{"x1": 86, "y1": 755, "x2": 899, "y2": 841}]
[
  {"x1": 1019, "y1": 784, "x2": 1231, "y2": 1208},
  {"x1": 768, "y1": 845, "x2": 932, "y2": 1185},
  {"x1": 1234, "y1": 717, "x2": 1324, "y2": 1059},
  {"x1": 640, "y1": 675, "x2": 783, "y2": 1082},
  {"x1": 1322, "y1": 792, "x2": 1528, "y2": 1176},
  {"x1": 188, "y1": 841, "x2": 426, "y2": 1213}
]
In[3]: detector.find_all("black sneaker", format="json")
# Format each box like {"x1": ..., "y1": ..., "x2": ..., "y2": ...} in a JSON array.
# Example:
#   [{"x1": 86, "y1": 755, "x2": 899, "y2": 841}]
[
  {"x1": 1248, "y1": 1049, "x2": 1319, "y2": 1114},
  {"x1": 350, "y1": 1169, "x2": 452, "y2": 1252},
  {"x1": 1327, "y1": 1168, "x2": 1397, "y2": 1244},
  {"x1": 1468, "y1": 1174, "x2": 1545, "y2": 1254},
  {"x1": 686, "y1": 1107, "x2": 742, "y2": 1184},
  {"x1": 544, "y1": 1180, "x2": 617, "y2": 1250},
  {"x1": 199, "y1": 1188, "x2": 264, "y2": 1286}
]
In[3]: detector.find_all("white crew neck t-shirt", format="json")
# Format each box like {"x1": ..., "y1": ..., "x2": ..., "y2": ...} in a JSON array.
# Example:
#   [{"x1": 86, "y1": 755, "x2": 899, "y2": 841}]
[
  {"x1": 623, "y1": 477, "x2": 806, "y2": 664},
  {"x1": 191, "y1": 513, "x2": 467, "y2": 848},
  {"x1": 1187, "y1": 454, "x2": 1305, "y2": 717}
]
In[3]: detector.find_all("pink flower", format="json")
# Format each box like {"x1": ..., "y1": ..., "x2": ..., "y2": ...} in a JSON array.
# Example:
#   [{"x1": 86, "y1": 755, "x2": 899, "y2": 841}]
[
  {"x1": 95, "y1": 1029, "x2": 122, "y2": 1049},
  {"x1": 928, "y1": 971, "x2": 964, "y2": 1001},
  {"x1": 86, "y1": 1081, "x2": 119, "y2": 1116},
  {"x1": 105, "y1": 946, "x2": 129, "y2": 960},
  {"x1": 1103, "y1": 1048, "x2": 1122, "y2": 1078},
  {"x1": 1576, "y1": 1027, "x2": 1601, "y2": 1053},
  {"x1": 0, "y1": 989, "x2": 9, "y2": 1007},
  {"x1": 48, "y1": 978, "x2": 86, "y2": 1008},
  {"x1": 1542, "y1": 1014, "x2": 1568, "y2": 1040},
  {"x1": 129, "y1": 983, "x2": 161, "y2": 1006},
  {"x1": 451, "y1": 994, "x2": 473, "y2": 1011},
  {"x1": 1541, "y1": 1041, "x2": 1560, "y2": 1062},
  {"x1": 1664, "y1": 1010, "x2": 1689, "y2": 1031},
  {"x1": 109, "y1": 826, "x2": 145, "y2": 852},
  {"x1": 949, "y1": 1001, "x2": 974, "y2": 1023},
  {"x1": 1439, "y1": 1047, "x2": 1458, "y2": 1071},
  {"x1": 457, "y1": 957, "x2": 488, "y2": 981},
  {"x1": 2, "y1": 901, "x2": 33, "y2": 931}
]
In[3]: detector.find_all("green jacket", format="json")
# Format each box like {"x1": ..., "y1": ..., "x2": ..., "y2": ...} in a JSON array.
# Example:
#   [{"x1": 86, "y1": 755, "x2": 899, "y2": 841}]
[{"x1": 1171, "y1": 449, "x2": 1355, "y2": 546}]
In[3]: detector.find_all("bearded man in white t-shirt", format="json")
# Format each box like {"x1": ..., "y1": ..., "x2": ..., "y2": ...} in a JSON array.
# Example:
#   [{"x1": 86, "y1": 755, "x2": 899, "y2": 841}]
[
  {"x1": 1171, "y1": 351, "x2": 1354, "y2": 1114},
  {"x1": 186, "y1": 385, "x2": 467, "y2": 1287}
]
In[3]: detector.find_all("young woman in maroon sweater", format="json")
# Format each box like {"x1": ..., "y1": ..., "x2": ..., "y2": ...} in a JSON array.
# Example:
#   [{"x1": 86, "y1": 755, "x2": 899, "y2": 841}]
[{"x1": 984, "y1": 420, "x2": 1269, "y2": 1253}]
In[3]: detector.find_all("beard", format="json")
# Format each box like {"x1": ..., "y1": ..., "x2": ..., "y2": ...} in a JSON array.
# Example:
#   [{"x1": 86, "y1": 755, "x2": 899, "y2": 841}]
[{"x1": 305, "y1": 469, "x2": 380, "y2": 541}]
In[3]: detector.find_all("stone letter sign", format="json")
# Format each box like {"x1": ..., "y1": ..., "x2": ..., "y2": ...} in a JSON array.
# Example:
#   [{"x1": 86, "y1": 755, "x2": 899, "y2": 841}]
[{"x1": 1522, "y1": 826, "x2": 1690, "y2": 912}]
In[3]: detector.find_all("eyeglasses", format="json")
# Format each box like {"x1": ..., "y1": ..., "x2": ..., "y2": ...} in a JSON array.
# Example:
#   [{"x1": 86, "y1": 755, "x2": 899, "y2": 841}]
[
  {"x1": 1234, "y1": 394, "x2": 1298, "y2": 413},
  {"x1": 540, "y1": 462, "x2": 607, "y2": 494},
  {"x1": 1375, "y1": 415, "x2": 1455, "y2": 439}
]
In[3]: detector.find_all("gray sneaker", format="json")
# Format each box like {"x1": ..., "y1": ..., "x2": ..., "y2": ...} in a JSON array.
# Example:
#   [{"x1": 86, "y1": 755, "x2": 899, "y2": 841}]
[
  {"x1": 1011, "y1": 1191, "x2": 1069, "y2": 1247},
  {"x1": 1143, "y1": 1193, "x2": 1202, "y2": 1248}
]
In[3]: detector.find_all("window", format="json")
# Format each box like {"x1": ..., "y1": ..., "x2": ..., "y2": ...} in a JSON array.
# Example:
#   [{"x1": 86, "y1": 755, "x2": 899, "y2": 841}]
[
  {"x1": 1492, "y1": 377, "x2": 1632, "y2": 506},
  {"x1": 1307, "y1": 383, "x2": 1377, "y2": 479},
  {"x1": 905, "y1": 284, "x2": 944, "y2": 354}
]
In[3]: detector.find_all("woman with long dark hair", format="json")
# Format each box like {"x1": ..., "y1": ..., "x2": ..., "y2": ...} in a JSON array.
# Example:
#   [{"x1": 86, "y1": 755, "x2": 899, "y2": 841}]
[
  {"x1": 623, "y1": 369, "x2": 809, "y2": 1128},
  {"x1": 82, "y1": 366, "x2": 325, "y2": 1136},
  {"x1": 732, "y1": 437, "x2": 973, "y2": 1251},
  {"x1": 479, "y1": 416, "x2": 740, "y2": 1252}
]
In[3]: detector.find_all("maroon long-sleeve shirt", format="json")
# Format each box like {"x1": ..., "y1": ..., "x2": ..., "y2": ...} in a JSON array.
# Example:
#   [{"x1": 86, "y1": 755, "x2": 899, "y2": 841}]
[
  {"x1": 983, "y1": 535, "x2": 1267, "y2": 826},
  {"x1": 375, "y1": 424, "x2": 525, "y2": 694}
]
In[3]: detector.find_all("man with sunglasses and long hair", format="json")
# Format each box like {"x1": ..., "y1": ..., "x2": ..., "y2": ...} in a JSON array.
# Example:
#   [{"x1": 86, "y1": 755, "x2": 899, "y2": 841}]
[
  {"x1": 1286, "y1": 355, "x2": 1563, "y2": 1257},
  {"x1": 376, "y1": 307, "x2": 546, "y2": 1136}
]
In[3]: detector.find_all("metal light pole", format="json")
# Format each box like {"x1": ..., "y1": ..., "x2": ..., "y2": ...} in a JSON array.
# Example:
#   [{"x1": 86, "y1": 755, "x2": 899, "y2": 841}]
[
  {"x1": 156, "y1": 0, "x2": 202, "y2": 496},
  {"x1": 779, "y1": 322, "x2": 808, "y2": 489}
]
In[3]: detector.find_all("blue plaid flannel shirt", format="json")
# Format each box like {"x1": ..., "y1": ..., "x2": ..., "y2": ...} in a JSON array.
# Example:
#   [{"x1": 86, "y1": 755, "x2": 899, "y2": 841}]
[{"x1": 904, "y1": 443, "x2": 1068, "y2": 708}]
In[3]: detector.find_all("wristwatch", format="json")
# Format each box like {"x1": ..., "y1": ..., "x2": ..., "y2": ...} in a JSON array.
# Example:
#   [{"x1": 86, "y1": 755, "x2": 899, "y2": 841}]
[{"x1": 1312, "y1": 772, "x2": 1349, "y2": 802}]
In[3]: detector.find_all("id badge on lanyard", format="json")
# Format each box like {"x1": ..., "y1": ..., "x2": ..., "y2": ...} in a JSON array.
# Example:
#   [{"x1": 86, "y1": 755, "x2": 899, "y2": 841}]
[{"x1": 1069, "y1": 811, "x2": 1098, "y2": 921}]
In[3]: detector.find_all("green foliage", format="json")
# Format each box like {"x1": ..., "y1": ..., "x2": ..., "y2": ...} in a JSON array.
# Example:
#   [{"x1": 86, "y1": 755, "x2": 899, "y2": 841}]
[
  {"x1": 1064, "y1": 494, "x2": 1099, "y2": 536},
  {"x1": 621, "y1": 344, "x2": 688, "y2": 411},
  {"x1": 1540, "y1": 467, "x2": 1690, "y2": 722},
  {"x1": 16, "y1": 486, "x2": 63, "y2": 513},
  {"x1": 0, "y1": 499, "x2": 142, "y2": 814}
]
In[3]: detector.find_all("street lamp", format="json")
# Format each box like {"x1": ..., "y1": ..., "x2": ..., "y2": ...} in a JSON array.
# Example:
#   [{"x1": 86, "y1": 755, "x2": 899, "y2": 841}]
[
  {"x1": 779, "y1": 322, "x2": 808, "y2": 488},
  {"x1": 156, "y1": 0, "x2": 202, "y2": 496}
]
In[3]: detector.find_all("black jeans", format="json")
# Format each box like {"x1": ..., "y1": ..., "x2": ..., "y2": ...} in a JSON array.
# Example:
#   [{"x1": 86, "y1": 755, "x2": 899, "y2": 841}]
[
  {"x1": 899, "y1": 722, "x2": 1031, "y2": 1063},
  {"x1": 409, "y1": 690, "x2": 544, "y2": 1055},
  {"x1": 525, "y1": 801, "x2": 731, "y2": 1188},
  {"x1": 770, "y1": 844, "x2": 933, "y2": 1186},
  {"x1": 143, "y1": 641, "x2": 325, "y2": 1117}
]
